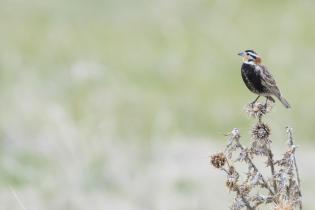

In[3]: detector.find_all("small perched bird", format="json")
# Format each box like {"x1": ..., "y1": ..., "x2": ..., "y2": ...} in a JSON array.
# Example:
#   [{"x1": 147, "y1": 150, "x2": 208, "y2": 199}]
[{"x1": 238, "y1": 50, "x2": 290, "y2": 108}]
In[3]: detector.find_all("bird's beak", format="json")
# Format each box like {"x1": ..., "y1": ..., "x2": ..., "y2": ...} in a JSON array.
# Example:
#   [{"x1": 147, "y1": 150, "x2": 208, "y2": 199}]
[{"x1": 238, "y1": 51, "x2": 245, "y2": 57}]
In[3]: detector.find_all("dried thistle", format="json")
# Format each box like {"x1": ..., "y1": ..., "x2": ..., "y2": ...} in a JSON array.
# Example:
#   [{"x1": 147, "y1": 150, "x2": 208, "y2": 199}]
[
  {"x1": 273, "y1": 198, "x2": 294, "y2": 210},
  {"x1": 210, "y1": 152, "x2": 226, "y2": 169},
  {"x1": 251, "y1": 123, "x2": 271, "y2": 141},
  {"x1": 245, "y1": 102, "x2": 272, "y2": 119},
  {"x1": 210, "y1": 102, "x2": 302, "y2": 210},
  {"x1": 250, "y1": 122, "x2": 272, "y2": 157}
]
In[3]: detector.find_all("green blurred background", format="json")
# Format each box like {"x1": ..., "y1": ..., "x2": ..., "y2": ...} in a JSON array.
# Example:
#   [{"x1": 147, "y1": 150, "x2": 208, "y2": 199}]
[{"x1": 0, "y1": 0, "x2": 314, "y2": 209}]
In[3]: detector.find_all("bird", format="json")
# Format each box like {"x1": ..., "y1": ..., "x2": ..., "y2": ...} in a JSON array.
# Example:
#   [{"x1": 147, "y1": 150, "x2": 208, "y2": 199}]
[{"x1": 238, "y1": 50, "x2": 291, "y2": 108}]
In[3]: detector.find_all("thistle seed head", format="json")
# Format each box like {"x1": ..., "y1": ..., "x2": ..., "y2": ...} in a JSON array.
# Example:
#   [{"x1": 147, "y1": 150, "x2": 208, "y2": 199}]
[
  {"x1": 251, "y1": 123, "x2": 271, "y2": 141},
  {"x1": 245, "y1": 102, "x2": 271, "y2": 119},
  {"x1": 210, "y1": 152, "x2": 226, "y2": 169},
  {"x1": 231, "y1": 128, "x2": 241, "y2": 139}
]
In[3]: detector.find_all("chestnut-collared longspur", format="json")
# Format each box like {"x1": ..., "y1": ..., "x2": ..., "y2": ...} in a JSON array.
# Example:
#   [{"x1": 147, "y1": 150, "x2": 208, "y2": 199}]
[{"x1": 238, "y1": 50, "x2": 290, "y2": 108}]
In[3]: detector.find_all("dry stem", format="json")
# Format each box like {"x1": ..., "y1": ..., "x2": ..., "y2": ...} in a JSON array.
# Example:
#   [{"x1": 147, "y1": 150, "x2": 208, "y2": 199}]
[{"x1": 287, "y1": 127, "x2": 302, "y2": 210}]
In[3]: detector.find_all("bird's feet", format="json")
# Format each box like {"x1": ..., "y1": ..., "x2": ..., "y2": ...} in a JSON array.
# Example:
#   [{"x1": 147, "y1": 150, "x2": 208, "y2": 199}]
[
  {"x1": 264, "y1": 102, "x2": 268, "y2": 109},
  {"x1": 250, "y1": 96, "x2": 261, "y2": 108}
]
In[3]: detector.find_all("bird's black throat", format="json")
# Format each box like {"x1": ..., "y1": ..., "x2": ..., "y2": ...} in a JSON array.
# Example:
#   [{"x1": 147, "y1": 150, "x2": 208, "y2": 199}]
[{"x1": 241, "y1": 63, "x2": 267, "y2": 94}]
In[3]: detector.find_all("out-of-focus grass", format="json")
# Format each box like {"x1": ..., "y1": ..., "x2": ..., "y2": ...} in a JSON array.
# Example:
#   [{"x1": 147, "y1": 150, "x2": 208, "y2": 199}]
[
  {"x1": 0, "y1": 0, "x2": 315, "y2": 209},
  {"x1": 1, "y1": 0, "x2": 315, "y2": 141}
]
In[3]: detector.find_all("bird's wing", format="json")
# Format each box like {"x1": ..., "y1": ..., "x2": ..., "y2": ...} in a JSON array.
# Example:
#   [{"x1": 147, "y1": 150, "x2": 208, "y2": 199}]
[{"x1": 257, "y1": 64, "x2": 281, "y2": 96}]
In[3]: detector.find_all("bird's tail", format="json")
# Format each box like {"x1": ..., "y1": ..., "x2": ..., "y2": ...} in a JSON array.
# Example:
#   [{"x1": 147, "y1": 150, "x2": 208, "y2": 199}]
[{"x1": 277, "y1": 95, "x2": 291, "y2": 108}]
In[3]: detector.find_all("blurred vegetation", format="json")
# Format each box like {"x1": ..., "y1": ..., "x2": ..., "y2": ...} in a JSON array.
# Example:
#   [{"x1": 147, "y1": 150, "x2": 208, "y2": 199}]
[
  {"x1": 1, "y1": 0, "x2": 315, "y2": 141},
  {"x1": 0, "y1": 0, "x2": 315, "y2": 209}
]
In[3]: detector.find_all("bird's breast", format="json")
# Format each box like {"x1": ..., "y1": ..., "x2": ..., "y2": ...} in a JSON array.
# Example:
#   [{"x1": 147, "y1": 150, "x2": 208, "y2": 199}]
[{"x1": 241, "y1": 63, "x2": 266, "y2": 94}]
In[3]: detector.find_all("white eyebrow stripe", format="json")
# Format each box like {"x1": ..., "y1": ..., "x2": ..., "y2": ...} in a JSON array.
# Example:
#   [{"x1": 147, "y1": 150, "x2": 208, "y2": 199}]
[{"x1": 247, "y1": 52, "x2": 257, "y2": 57}]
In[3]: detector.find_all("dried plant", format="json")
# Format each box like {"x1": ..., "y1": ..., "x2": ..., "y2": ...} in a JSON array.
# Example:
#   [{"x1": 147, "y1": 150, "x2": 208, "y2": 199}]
[{"x1": 210, "y1": 102, "x2": 302, "y2": 210}]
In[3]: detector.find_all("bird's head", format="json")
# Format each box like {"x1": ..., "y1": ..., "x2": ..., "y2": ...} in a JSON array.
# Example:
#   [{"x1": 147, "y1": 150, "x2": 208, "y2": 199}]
[{"x1": 238, "y1": 50, "x2": 261, "y2": 64}]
